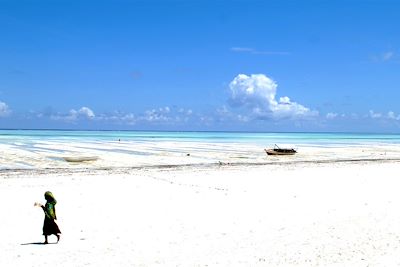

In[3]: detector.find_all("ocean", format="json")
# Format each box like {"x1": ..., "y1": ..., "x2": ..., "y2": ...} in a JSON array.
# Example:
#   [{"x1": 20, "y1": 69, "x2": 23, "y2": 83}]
[{"x1": 2, "y1": 130, "x2": 400, "y2": 145}]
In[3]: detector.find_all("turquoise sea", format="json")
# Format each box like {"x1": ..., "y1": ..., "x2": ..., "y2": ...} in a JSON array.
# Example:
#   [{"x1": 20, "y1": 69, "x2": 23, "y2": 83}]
[
  {"x1": 2, "y1": 130, "x2": 400, "y2": 145},
  {"x1": 1, "y1": 130, "x2": 400, "y2": 171}
]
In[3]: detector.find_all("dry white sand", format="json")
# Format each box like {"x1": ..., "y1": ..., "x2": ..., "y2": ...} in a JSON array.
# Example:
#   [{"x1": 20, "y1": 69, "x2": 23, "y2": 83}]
[{"x1": 2, "y1": 161, "x2": 400, "y2": 266}]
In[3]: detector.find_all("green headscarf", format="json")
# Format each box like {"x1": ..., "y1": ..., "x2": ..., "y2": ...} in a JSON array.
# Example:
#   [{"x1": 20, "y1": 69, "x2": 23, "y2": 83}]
[
  {"x1": 44, "y1": 191, "x2": 57, "y2": 220},
  {"x1": 44, "y1": 191, "x2": 57, "y2": 204}
]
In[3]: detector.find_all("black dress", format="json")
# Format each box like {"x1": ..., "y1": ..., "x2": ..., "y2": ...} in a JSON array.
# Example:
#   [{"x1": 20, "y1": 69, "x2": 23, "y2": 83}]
[{"x1": 42, "y1": 202, "x2": 61, "y2": 236}]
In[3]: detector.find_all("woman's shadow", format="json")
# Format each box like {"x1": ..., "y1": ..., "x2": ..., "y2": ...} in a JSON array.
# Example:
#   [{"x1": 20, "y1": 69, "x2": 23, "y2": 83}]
[{"x1": 20, "y1": 242, "x2": 56, "y2": 245}]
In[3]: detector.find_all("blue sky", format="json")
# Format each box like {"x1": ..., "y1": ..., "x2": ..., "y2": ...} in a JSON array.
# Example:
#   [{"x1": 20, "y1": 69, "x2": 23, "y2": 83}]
[{"x1": 1, "y1": 0, "x2": 400, "y2": 132}]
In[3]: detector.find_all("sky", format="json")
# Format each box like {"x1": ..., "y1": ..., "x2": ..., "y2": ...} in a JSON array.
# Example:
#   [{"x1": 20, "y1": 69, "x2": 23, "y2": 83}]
[{"x1": 1, "y1": 0, "x2": 400, "y2": 132}]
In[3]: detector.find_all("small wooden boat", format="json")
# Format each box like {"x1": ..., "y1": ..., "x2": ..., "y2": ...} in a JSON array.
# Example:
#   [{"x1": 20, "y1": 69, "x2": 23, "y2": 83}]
[
  {"x1": 265, "y1": 145, "x2": 297, "y2": 155},
  {"x1": 63, "y1": 156, "x2": 99, "y2": 162}
]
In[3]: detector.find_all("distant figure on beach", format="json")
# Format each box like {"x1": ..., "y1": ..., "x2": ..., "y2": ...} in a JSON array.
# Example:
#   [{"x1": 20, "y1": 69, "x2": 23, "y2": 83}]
[{"x1": 34, "y1": 191, "x2": 61, "y2": 244}]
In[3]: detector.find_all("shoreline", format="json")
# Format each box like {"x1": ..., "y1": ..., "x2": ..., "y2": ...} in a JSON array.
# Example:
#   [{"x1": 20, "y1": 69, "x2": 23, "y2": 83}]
[
  {"x1": 2, "y1": 156, "x2": 400, "y2": 178},
  {"x1": 2, "y1": 131, "x2": 400, "y2": 171}
]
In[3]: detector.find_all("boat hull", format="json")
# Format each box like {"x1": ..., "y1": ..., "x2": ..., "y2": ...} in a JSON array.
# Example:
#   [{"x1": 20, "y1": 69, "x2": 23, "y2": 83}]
[
  {"x1": 63, "y1": 156, "x2": 99, "y2": 162},
  {"x1": 265, "y1": 149, "x2": 296, "y2": 155}
]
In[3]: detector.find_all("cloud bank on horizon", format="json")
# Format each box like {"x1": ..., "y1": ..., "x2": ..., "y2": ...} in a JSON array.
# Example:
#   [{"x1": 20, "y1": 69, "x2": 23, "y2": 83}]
[{"x1": 1, "y1": 73, "x2": 400, "y2": 130}]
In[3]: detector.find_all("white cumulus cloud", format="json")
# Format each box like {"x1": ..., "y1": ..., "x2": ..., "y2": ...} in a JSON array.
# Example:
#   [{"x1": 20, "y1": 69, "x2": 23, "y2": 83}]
[
  {"x1": 51, "y1": 106, "x2": 95, "y2": 121},
  {"x1": 369, "y1": 110, "x2": 382, "y2": 119},
  {"x1": 143, "y1": 107, "x2": 171, "y2": 122},
  {"x1": 326, "y1": 112, "x2": 338, "y2": 119},
  {"x1": 0, "y1": 101, "x2": 11, "y2": 117},
  {"x1": 387, "y1": 111, "x2": 396, "y2": 119},
  {"x1": 387, "y1": 111, "x2": 400, "y2": 120},
  {"x1": 67, "y1": 107, "x2": 95, "y2": 120},
  {"x1": 77, "y1": 107, "x2": 95, "y2": 119},
  {"x1": 228, "y1": 74, "x2": 317, "y2": 119},
  {"x1": 77, "y1": 106, "x2": 194, "y2": 126}
]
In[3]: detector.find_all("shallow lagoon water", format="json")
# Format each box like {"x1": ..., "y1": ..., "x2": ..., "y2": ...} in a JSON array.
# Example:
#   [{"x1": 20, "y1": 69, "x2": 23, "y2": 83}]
[{"x1": 1, "y1": 130, "x2": 400, "y2": 171}]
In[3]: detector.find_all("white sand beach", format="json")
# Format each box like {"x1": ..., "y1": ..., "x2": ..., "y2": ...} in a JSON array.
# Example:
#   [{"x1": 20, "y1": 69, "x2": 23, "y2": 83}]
[
  {"x1": 2, "y1": 0, "x2": 399, "y2": 265},
  {"x1": 2, "y1": 159, "x2": 400, "y2": 266}
]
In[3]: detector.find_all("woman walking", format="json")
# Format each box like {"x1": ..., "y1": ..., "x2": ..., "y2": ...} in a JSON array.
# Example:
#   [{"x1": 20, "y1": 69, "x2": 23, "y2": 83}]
[{"x1": 35, "y1": 191, "x2": 61, "y2": 244}]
